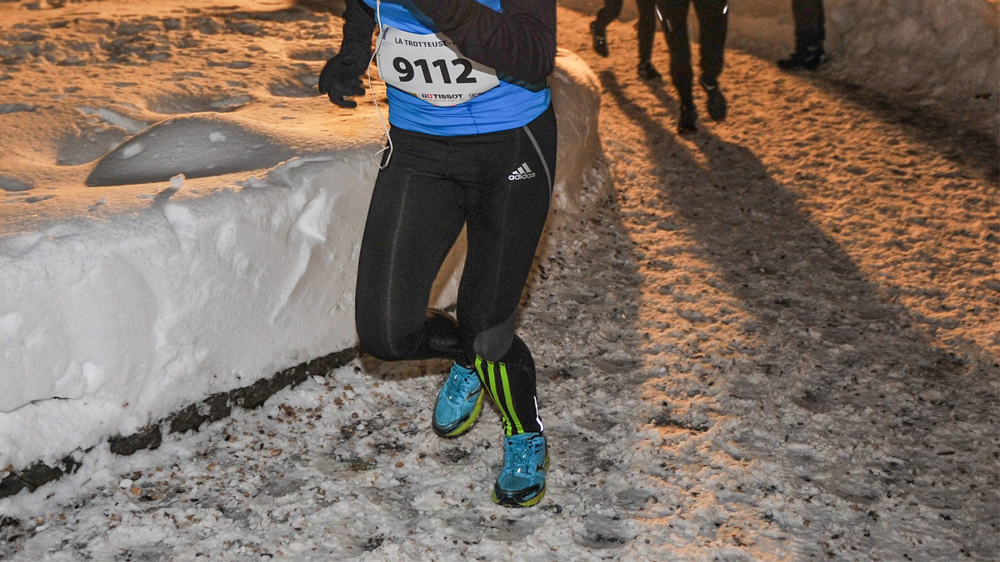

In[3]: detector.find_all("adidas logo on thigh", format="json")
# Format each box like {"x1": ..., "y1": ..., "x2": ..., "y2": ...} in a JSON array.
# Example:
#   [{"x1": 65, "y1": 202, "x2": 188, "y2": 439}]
[{"x1": 508, "y1": 162, "x2": 537, "y2": 181}]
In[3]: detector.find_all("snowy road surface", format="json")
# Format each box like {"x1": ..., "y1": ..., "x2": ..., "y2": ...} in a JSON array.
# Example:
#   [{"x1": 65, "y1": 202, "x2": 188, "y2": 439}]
[{"x1": 3, "y1": 5, "x2": 998, "y2": 562}]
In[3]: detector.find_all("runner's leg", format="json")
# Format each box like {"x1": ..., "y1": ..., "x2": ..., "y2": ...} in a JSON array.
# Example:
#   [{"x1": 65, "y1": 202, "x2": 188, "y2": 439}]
[
  {"x1": 636, "y1": 0, "x2": 657, "y2": 64},
  {"x1": 693, "y1": 0, "x2": 728, "y2": 85},
  {"x1": 452, "y1": 106, "x2": 557, "y2": 436},
  {"x1": 657, "y1": 0, "x2": 695, "y2": 105},
  {"x1": 355, "y1": 128, "x2": 468, "y2": 364},
  {"x1": 594, "y1": 0, "x2": 625, "y2": 30}
]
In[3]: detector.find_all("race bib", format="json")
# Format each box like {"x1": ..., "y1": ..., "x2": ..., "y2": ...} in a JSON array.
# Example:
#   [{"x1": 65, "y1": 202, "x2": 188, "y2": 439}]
[{"x1": 376, "y1": 26, "x2": 500, "y2": 107}]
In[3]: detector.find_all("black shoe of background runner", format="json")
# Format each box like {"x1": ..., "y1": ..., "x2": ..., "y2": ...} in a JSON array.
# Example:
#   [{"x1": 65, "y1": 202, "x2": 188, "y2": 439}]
[
  {"x1": 777, "y1": 46, "x2": 827, "y2": 71},
  {"x1": 637, "y1": 61, "x2": 662, "y2": 81},
  {"x1": 590, "y1": 22, "x2": 609, "y2": 58},
  {"x1": 701, "y1": 79, "x2": 727, "y2": 121},
  {"x1": 677, "y1": 103, "x2": 697, "y2": 135}
]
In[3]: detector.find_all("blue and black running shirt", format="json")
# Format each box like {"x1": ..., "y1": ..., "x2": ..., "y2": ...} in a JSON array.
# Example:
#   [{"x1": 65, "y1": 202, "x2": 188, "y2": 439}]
[{"x1": 343, "y1": 0, "x2": 555, "y2": 136}]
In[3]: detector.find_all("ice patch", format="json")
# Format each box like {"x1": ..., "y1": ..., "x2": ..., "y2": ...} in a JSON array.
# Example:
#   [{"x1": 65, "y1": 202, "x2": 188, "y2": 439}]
[
  {"x1": 86, "y1": 115, "x2": 296, "y2": 187},
  {"x1": 119, "y1": 141, "x2": 145, "y2": 160},
  {"x1": 0, "y1": 175, "x2": 33, "y2": 192},
  {"x1": 77, "y1": 106, "x2": 147, "y2": 135},
  {"x1": 0, "y1": 103, "x2": 36, "y2": 114}
]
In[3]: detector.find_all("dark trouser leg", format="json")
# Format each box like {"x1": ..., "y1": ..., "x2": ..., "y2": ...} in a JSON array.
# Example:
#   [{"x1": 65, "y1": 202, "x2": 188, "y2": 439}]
[
  {"x1": 356, "y1": 107, "x2": 557, "y2": 436},
  {"x1": 636, "y1": 0, "x2": 657, "y2": 63},
  {"x1": 355, "y1": 130, "x2": 468, "y2": 364},
  {"x1": 455, "y1": 106, "x2": 557, "y2": 436},
  {"x1": 792, "y1": 0, "x2": 825, "y2": 51},
  {"x1": 658, "y1": 0, "x2": 694, "y2": 105},
  {"x1": 475, "y1": 338, "x2": 539, "y2": 436},
  {"x1": 594, "y1": 0, "x2": 624, "y2": 30},
  {"x1": 693, "y1": 0, "x2": 728, "y2": 86}
]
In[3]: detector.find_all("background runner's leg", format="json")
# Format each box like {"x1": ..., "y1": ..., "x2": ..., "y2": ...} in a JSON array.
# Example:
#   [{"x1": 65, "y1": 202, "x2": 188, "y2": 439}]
[
  {"x1": 792, "y1": 0, "x2": 825, "y2": 52},
  {"x1": 693, "y1": 0, "x2": 728, "y2": 85},
  {"x1": 636, "y1": 0, "x2": 657, "y2": 64},
  {"x1": 658, "y1": 0, "x2": 695, "y2": 105},
  {"x1": 594, "y1": 0, "x2": 625, "y2": 30}
]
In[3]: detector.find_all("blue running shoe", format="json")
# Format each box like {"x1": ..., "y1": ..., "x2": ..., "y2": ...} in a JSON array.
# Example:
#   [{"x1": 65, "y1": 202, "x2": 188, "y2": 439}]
[
  {"x1": 493, "y1": 432, "x2": 548, "y2": 508},
  {"x1": 432, "y1": 363, "x2": 484, "y2": 437}
]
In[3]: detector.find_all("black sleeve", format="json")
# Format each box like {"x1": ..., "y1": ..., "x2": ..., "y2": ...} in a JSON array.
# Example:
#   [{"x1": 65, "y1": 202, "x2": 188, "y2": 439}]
[
  {"x1": 341, "y1": 0, "x2": 377, "y2": 60},
  {"x1": 405, "y1": 0, "x2": 556, "y2": 86}
]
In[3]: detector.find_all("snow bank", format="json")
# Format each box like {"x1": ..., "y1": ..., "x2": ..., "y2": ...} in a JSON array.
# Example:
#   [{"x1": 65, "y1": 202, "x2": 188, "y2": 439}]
[
  {"x1": 728, "y1": 0, "x2": 999, "y2": 100},
  {"x1": 0, "y1": 50, "x2": 603, "y2": 472},
  {"x1": 561, "y1": 0, "x2": 1000, "y2": 100}
]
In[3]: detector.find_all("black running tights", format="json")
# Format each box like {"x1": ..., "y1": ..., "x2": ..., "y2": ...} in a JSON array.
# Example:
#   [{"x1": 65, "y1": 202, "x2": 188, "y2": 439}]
[
  {"x1": 594, "y1": 0, "x2": 658, "y2": 64},
  {"x1": 355, "y1": 106, "x2": 557, "y2": 436},
  {"x1": 656, "y1": 0, "x2": 728, "y2": 105},
  {"x1": 792, "y1": 0, "x2": 825, "y2": 51}
]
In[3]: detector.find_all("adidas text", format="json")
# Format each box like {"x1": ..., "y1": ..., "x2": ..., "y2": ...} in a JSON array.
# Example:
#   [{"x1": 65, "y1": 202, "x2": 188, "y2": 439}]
[{"x1": 509, "y1": 163, "x2": 536, "y2": 181}]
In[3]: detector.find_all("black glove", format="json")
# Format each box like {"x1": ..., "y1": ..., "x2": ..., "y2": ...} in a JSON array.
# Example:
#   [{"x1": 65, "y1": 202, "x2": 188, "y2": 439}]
[{"x1": 318, "y1": 45, "x2": 370, "y2": 108}]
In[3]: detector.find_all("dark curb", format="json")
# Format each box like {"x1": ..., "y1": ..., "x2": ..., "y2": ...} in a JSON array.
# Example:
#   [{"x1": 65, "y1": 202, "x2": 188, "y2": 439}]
[{"x1": 0, "y1": 347, "x2": 359, "y2": 502}]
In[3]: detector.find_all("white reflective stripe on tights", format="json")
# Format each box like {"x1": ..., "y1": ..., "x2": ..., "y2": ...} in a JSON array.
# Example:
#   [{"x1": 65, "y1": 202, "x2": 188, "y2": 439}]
[{"x1": 521, "y1": 124, "x2": 552, "y2": 196}]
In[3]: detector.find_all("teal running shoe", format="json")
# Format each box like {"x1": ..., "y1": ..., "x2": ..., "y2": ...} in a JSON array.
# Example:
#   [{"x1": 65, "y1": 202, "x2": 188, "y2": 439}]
[
  {"x1": 432, "y1": 363, "x2": 484, "y2": 437},
  {"x1": 493, "y1": 432, "x2": 548, "y2": 508}
]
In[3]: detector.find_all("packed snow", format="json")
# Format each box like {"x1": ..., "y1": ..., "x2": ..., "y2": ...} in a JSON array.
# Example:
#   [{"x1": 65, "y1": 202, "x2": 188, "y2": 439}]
[{"x1": 1, "y1": 0, "x2": 998, "y2": 560}]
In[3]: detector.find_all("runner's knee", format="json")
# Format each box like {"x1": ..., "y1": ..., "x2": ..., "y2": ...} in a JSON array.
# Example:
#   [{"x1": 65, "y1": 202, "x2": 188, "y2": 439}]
[
  {"x1": 472, "y1": 310, "x2": 518, "y2": 362},
  {"x1": 356, "y1": 302, "x2": 424, "y2": 362}
]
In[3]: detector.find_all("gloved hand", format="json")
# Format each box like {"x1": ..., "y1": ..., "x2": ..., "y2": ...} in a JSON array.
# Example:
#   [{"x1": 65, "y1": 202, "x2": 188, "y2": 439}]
[{"x1": 318, "y1": 45, "x2": 370, "y2": 108}]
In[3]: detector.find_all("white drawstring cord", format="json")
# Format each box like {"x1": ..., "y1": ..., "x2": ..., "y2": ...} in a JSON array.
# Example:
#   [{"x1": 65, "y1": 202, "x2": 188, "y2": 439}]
[{"x1": 369, "y1": 0, "x2": 393, "y2": 169}]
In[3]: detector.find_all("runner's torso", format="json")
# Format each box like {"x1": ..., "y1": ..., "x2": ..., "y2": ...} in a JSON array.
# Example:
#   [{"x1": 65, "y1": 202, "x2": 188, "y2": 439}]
[{"x1": 362, "y1": 0, "x2": 551, "y2": 136}]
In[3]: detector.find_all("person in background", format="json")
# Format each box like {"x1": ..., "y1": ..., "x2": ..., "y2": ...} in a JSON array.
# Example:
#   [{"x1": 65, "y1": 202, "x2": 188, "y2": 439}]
[
  {"x1": 589, "y1": 0, "x2": 663, "y2": 81},
  {"x1": 656, "y1": 0, "x2": 729, "y2": 134},
  {"x1": 777, "y1": 0, "x2": 826, "y2": 70},
  {"x1": 319, "y1": 0, "x2": 556, "y2": 508}
]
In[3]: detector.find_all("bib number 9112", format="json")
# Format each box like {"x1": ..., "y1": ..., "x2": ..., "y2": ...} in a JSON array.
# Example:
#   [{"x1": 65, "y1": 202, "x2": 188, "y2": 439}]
[
  {"x1": 392, "y1": 57, "x2": 477, "y2": 85},
  {"x1": 377, "y1": 27, "x2": 500, "y2": 107}
]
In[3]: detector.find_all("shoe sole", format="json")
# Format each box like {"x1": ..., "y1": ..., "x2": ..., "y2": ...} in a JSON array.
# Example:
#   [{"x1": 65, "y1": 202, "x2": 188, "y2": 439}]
[
  {"x1": 701, "y1": 83, "x2": 726, "y2": 122},
  {"x1": 492, "y1": 454, "x2": 550, "y2": 508},
  {"x1": 493, "y1": 487, "x2": 546, "y2": 508},
  {"x1": 433, "y1": 391, "x2": 484, "y2": 438}
]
